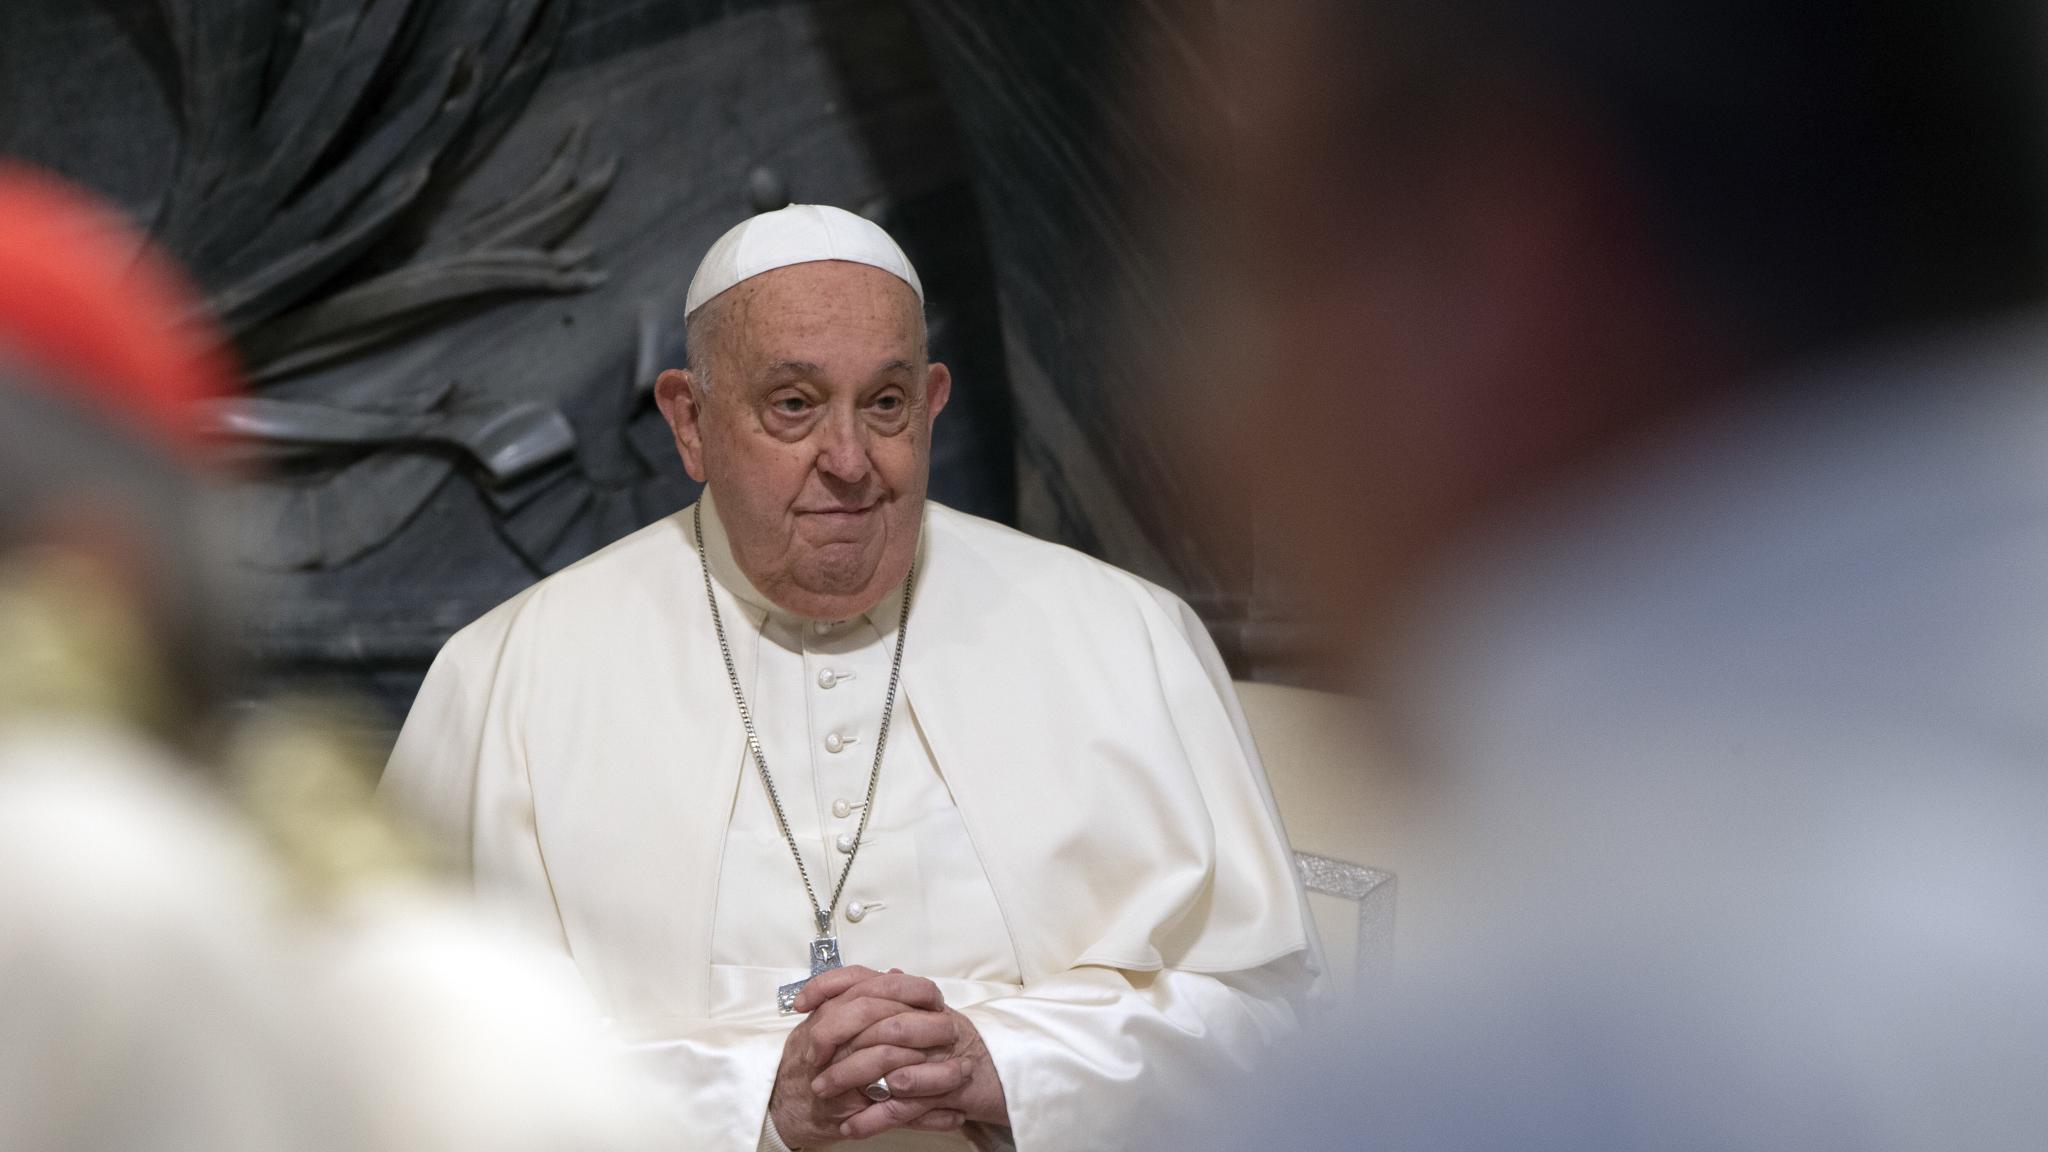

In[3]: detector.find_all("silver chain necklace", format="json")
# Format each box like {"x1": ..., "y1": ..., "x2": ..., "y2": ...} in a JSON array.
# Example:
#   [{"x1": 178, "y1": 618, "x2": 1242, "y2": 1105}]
[{"x1": 693, "y1": 503, "x2": 913, "y2": 1012}]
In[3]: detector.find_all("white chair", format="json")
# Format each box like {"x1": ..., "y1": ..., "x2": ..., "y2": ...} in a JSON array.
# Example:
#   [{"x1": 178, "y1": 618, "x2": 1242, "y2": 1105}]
[{"x1": 1233, "y1": 681, "x2": 1403, "y2": 998}]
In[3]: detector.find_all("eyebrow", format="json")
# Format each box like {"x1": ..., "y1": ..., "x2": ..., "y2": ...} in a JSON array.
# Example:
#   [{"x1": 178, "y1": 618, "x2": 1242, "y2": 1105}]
[
  {"x1": 759, "y1": 359, "x2": 917, "y2": 382},
  {"x1": 761, "y1": 360, "x2": 821, "y2": 381}
]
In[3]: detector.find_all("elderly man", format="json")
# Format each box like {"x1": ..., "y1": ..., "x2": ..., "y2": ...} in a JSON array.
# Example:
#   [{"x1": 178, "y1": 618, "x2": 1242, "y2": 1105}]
[{"x1": 382, "y1": 204, "x2": 1318, "y2": 1151}]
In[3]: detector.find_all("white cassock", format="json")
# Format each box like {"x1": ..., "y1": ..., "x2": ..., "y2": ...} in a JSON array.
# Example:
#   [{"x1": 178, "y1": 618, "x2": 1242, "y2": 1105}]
[{"x1": 382, "y1": 492, "x2": 1321, "y2": 1151}]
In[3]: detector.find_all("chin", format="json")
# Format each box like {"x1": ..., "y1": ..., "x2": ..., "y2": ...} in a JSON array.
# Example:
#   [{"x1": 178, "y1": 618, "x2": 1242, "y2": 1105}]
[
  {"x1": 797, "y1": 550, "x2": 880, "y2": 592},
  {"x1": 790, "y1": 547, "x2": 912, "y2": 611}
]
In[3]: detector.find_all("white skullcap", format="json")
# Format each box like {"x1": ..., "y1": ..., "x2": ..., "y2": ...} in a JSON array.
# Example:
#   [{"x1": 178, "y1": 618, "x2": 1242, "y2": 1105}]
[{"x1": 684, "y1": 203, "x2": 924, "y2": 318}]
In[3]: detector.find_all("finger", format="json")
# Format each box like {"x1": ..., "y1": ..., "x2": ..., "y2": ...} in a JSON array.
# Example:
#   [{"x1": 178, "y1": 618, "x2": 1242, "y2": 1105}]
[
  {"x1": 906, "y1": 1109, "x2": 966, "y2": 1133},
  {"x1": 800, "y1": 974, "x2": 950, "y2": 1059},
  {"x1": 844, "y1": 1009, "x2": 956, "y2": 1054},
  {"x1": 867, "y1": 1057, "x2": 969, "y2": 1100},
  {"x1": 791, "y1": 965, "x2": 885, "y2": 1013},
  {"x1": 809, "y1": 1046, "x2": 956, "y2": 1100},
  {"x1": 840, "y1": 1097, "x2": 943, "y2": 1141},
  {"x1": 806, "y1": 991, "x2": 944, "y2": 1055},
  {"x1": 825, "y1": 971, "x2": 947, "y2": 1014}
]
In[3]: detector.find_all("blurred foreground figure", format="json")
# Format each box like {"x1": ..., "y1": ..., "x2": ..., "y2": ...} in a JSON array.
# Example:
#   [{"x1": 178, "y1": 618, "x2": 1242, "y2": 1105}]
[
  {"x1": 0, "y1": 165, "x2": 668, "y2": 1152},
  {"x1": 1188, "y1": 0, "x2": 2048, "y2": 1147}
]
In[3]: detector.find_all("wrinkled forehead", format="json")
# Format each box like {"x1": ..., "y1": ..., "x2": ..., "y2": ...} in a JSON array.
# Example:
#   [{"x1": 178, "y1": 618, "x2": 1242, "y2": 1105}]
[{"x1": 713, "y1": 261, "x2": 928, "y2": 366}]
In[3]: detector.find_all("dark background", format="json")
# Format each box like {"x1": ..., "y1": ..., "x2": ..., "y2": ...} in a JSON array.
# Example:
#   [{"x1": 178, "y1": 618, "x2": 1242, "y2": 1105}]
[{"x1": 0, "y1": 0, "x2": 1301, "y2": 731}]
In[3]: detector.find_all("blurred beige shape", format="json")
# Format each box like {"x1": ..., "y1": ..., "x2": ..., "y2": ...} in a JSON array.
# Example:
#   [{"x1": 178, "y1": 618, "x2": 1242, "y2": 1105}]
[
  {"x1": 0, "y1": 725, "x2": 342, "y2": 1152},
  {"x1": 0, "y1": 705, "x2": 679, "y2": 1152}
]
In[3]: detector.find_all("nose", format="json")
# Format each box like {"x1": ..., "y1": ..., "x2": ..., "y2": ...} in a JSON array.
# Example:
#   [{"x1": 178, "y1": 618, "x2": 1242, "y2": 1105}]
[{"x1": 815, "y1": 406, "x2": 871, "y2": 484}]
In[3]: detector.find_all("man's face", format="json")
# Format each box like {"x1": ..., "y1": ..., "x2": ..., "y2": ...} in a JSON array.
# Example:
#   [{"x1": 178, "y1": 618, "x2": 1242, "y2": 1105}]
[{"x1": 655, "y1": 260, "x2": 950, "y2": 620}]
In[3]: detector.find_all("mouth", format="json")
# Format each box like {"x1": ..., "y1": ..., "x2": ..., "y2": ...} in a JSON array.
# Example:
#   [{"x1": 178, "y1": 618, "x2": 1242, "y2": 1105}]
[{"x1": 795, "y1": 502, "x2": 881, "y2": 527}]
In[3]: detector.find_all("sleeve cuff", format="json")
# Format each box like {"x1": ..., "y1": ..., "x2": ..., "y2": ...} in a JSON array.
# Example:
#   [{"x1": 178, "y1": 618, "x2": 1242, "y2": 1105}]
[{"x1": 759, "y1": 1108, "x2": 797, "y2": 1152}]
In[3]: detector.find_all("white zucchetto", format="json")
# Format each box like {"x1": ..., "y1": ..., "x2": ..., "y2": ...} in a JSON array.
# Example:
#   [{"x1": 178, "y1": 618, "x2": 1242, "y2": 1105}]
[{"x1": 684, "y1": 203, "x2": 924, "y2": 318}]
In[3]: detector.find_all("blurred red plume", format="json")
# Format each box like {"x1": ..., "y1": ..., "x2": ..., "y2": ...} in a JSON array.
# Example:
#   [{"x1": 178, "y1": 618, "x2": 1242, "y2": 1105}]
[{"x1": 0, "y1": 163, "x2": 237, "y2": 458}]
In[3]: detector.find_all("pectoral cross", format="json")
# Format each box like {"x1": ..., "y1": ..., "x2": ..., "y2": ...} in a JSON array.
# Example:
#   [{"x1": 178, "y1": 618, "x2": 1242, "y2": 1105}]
[{"x1": 777, "y1": 914, "x2": 844, "y2": 1013}]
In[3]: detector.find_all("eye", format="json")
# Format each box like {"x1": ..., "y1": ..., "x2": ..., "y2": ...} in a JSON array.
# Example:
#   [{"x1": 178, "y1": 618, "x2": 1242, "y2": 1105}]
[
  {"x1": 873, "y1": 394, "x2": 903, "y2": 411},
  {"x1": 771, "y1": 394, "x2": 810, "y2": 415}
]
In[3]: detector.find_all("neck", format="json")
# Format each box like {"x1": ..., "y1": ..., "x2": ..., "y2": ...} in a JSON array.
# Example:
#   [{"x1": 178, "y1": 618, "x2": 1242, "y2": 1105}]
[{"x1": 753, "y1": 572, "x2": 900, "y2": 622}]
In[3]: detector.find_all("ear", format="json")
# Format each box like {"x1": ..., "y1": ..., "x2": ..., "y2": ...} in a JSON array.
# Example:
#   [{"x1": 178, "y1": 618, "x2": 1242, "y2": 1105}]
[
  {"x1": 654, "y1": 368, "x2": 709, "y2": 482},
  {"x1": 923, "y1": 361, "x2": 952, "y2": 431}
]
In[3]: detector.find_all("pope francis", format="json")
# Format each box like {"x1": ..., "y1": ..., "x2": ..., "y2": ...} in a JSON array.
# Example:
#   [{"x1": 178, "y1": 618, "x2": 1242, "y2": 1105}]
[{"x1": 381, "y1": 204, "x2": 1319, "y2": 1151}]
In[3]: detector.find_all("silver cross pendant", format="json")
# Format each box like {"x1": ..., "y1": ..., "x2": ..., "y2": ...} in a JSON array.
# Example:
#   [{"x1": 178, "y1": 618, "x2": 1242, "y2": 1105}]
[{"x1": 777, "y1": 926, "x2": 844, "y2": 1014}]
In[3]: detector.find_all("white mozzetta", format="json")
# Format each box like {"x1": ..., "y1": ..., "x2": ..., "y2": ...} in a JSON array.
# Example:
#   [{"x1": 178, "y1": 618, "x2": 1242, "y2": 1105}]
[{"x1": 382, "y1": 497, "x2": 1321, "y2": 1150}]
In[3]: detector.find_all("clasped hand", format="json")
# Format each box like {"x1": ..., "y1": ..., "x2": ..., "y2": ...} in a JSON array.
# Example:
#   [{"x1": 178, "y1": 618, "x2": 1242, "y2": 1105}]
[{"x1": 768, "y1": 965, "x2": 1009, "y2": 1145}]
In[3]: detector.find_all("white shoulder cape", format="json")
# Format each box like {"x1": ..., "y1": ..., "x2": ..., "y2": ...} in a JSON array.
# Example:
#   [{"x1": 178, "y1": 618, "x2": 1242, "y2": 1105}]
[{"x1": 384, "y1": 501, "x2": 1316, "y2": 1031}]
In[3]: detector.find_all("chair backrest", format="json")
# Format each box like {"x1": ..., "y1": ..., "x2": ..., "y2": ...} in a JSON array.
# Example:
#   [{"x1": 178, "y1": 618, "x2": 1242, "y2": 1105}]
[{"x1": 1232, "y1": 680, "x2": 1403, "y2": 997}]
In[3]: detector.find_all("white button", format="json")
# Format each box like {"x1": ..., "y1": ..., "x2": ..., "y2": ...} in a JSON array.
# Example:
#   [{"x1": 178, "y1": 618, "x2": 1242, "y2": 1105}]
[
  {"x1": 835, "y1": 832, "x2": 856, "y2": 854},
  {"x1": 831, "y1": 799, "x2": 853, "y2": 819},
  {"x1": 818, "y1": 669, "x2": 838, "y2": 689},
  {"x1": 824, "y1": 733, "x2": 845, "y2": 753},
  {"x1": 845, "y1": 901, "x2": 868, "y2": 923},
  {"x1": 813, "y1": 620, "x2": 834, "y2": 635}
]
